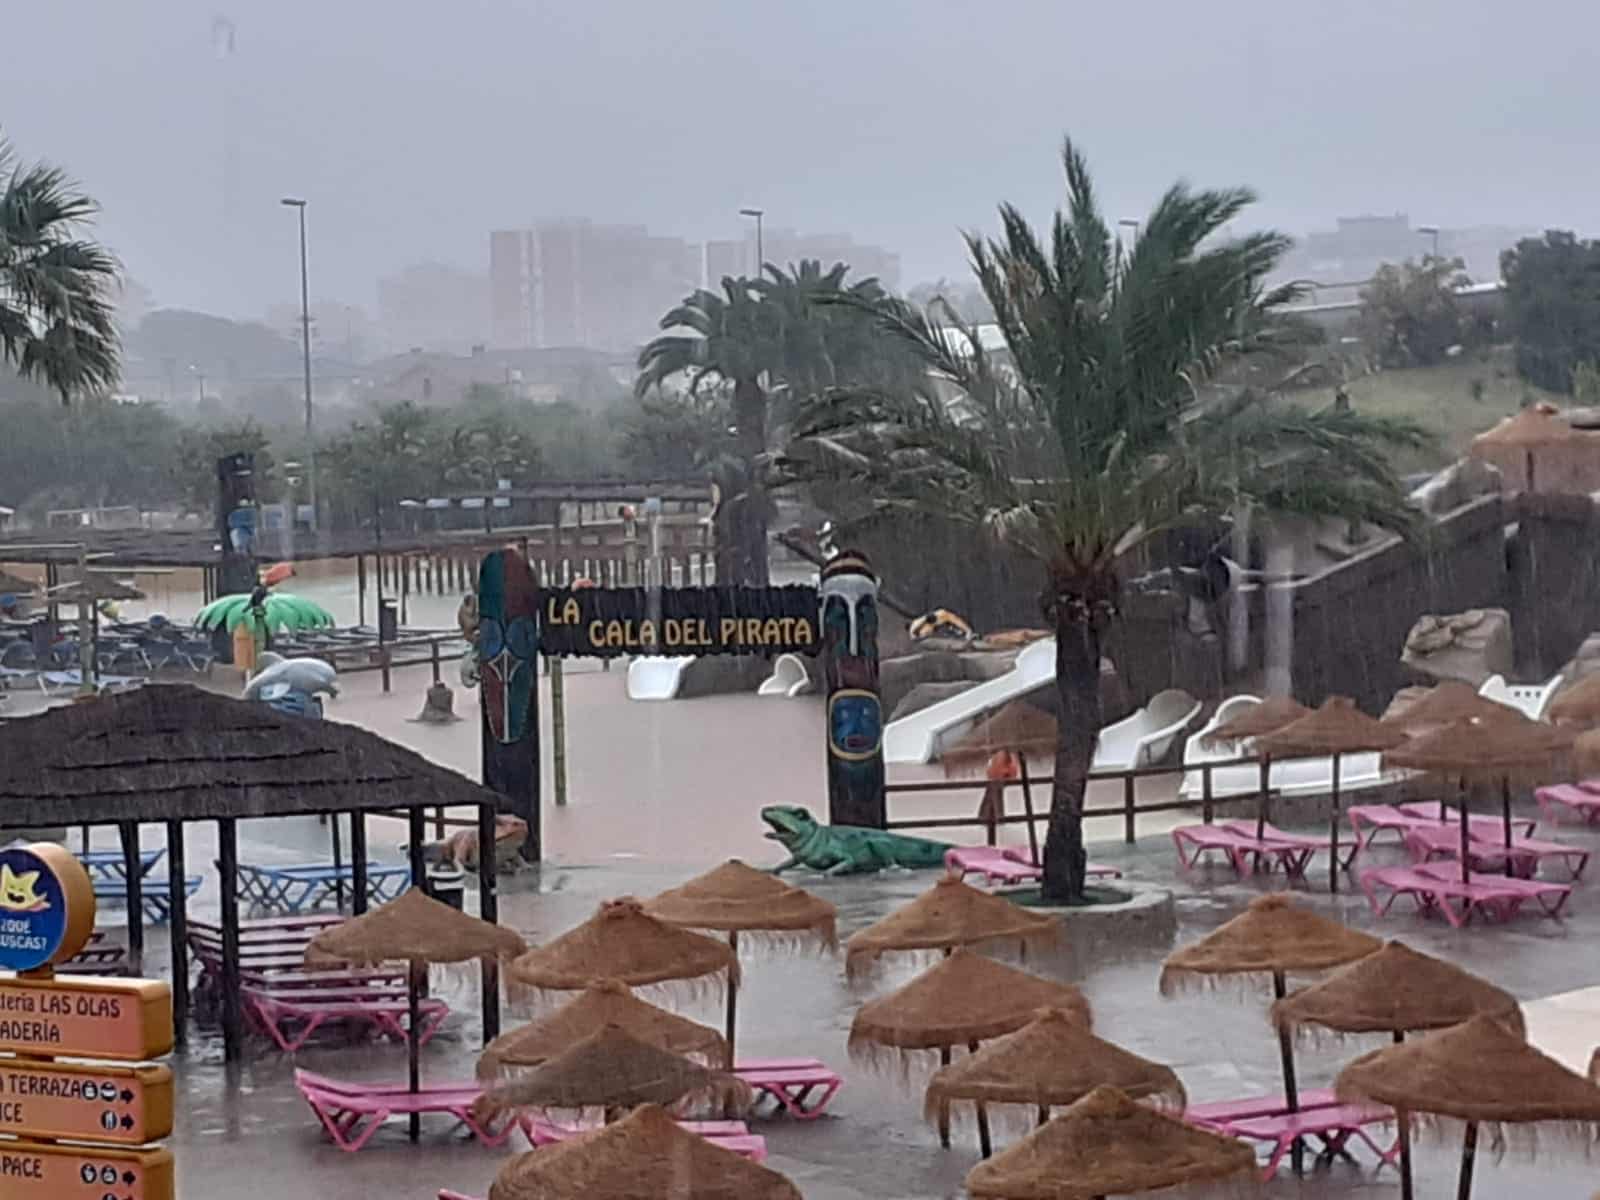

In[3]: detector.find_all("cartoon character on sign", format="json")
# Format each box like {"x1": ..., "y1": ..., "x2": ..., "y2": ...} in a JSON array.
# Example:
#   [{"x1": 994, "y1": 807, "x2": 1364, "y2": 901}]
[
  {"x1": 0, "y1": 864, "x2": 50, "y2": 912},
  {"x1": 475, "y1": 550, "x2": 540, "y2": 744},
  {"x1": 818, "y1": 552, "x2": 885, "y2": 826}
]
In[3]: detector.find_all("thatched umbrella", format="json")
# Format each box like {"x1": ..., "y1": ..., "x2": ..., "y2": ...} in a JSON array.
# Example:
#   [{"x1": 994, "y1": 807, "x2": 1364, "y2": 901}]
[
  {"x1": 507, "y1": 897, "x2": 737, "y2": 999},
  {"x1": 477, "y1": 980, "x2": 727, "y2": 1081},
  {"x1": 925, "y1": 1007, "x2": 1184, "y2": 1152},
  {"x1": 475, "y1": 1024, "x2": 753, "y2": 1125},
  {"x1": 1548, "y1": 674, "x2": 1600, "y2": 727},
  {"x1": 843, "y1": 875, "x2": 1058, "y2": 980},
  {"x1": 1384, "y1": 718, "x2": 1573, "y2": 882},
  {"x1": 939, "y1": 701, "x2": 1058, "y2": 771},
  {"x1": 644, "y1": 860, "x2": 835, "y2": 1067},
  {"x1": 1272, "y1": 940, "x2": 1525, "y2": 1200},
  {"x1": 850, "y1": 948, "x2": 1091, "y2": 1153},
  {"x1": 1255, "y1": 697, "x2": 1406, "y2": 893},
  {"x1": 965, "y1": 1085, "x2": 1258, "y2": 1200},
  {"x1": 306, "y1": 888, "x2": 527, "y2": 1141},
  {"x1": 1382, "y1": 680, "x2": 1533, "y2": 733},
  {"x1": 1162, "y1": 894, "x2": 1380, "y2": 1174},
  {"x1": 487, "y1": 1102, "x2": 801, "y2": 1200},
  {"x1": 1337, "y1": 1014, "x2": 1600, "y2": 1199},
  {"x1": 1201, "y1": 695, "x2": 1312, "y2": 841}
]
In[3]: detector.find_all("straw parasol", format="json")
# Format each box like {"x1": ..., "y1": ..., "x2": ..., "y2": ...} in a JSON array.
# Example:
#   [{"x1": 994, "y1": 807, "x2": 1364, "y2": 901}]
[
  {"x1": 965, "y1": 1085, "x2": 1259, "y2": 1200},
  {"x1": 1255, "y1": 697, "x2": 1406, "y2": 893},
  {"x1": 844, "y1": 875, "x2": 1058, "y2": 979},
  {"x1": 1162, "y1": 894, "x2": 1380, "y2": 1174},
  {"x1": 850, "y1": 948, "x2": 1091, "y2": 1152},
  {"x1": 1200, "y1": 695, "x2": 1311, "y2": 846},
  {"x1": 507, "y1": 897, "x2": 737, "y2": 999},
  {"x1": 1273, "y1": 940, "x2": 1525, "y2": 1200},
  {"x1": 487, "y1": 1102, "x2": 802, "y2": 1200},
  {"x1": 1381, "y1": 680, "x2": 1532, "y2": 733},
  {"x1": 1549, "y1": 674, "x2": 1600, "y2": 727},
  {"x1": 925, "y1": 1007, "x2": 1184, "y2": 1150},
  {"x1": 477, "y1": 980, "x2": 727, "y2": 1081},
  {"x1": 474, "y1": 1024, "x2": 753, "y2": 1124},
  {"x1": 1337, "y1": 1014, "x2": 1600, "y2": 1199},
  {"x1": 1384, "y1": 717, "x2": 1574, "y2": 882},
  {"x1": 644, "y1": 860, "x2": 836, "y2": 1067},
  {"x1": 306, "y1": 888, "x2": 528, "y2": 1141},
  {"x1": 939, "y1": 701, "x2": 1059, "y2": 772}
]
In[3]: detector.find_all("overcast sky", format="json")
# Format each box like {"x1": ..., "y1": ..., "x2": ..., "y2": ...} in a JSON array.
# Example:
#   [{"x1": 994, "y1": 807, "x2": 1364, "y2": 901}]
[{"x1": 5, "y1": 0, "x2": 1597, "y2": 319}]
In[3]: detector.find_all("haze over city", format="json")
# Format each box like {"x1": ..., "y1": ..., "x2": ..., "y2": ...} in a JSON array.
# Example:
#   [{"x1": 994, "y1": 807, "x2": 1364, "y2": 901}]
[{"x1": 6, "y1": 0, "x2": 1599, "y2": 324}]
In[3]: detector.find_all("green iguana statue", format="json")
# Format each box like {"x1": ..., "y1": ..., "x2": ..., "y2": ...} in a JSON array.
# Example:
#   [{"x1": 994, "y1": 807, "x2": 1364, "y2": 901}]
[{"x1": 761, "y1": 805, "x2": 953, "y2": 875}]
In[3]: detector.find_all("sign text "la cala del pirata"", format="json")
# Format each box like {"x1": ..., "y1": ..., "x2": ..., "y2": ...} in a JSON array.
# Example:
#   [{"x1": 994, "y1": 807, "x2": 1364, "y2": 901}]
[{"x1": 538, "y1": 585, "x2": 820, "y2": 658}]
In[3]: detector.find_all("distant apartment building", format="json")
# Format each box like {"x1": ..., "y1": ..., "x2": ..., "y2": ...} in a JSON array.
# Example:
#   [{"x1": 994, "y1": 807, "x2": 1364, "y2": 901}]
[
  {"x1": 377, "y1": 262, "x2": 490, "y2": 355},
  {"x1": 704, "y1": 227, "x2": 901, "y2": 288},
  {"x1": 489, "y1": 221, "x2": 701, "y2": 352}
]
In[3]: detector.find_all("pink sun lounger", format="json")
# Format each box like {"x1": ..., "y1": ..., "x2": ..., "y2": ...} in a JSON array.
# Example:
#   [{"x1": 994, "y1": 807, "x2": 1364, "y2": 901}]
[
  {"x1": 1349, "y1": 803, "x2": 1534, "y2": 850},
  {"x1": 248, "y1": 988, "x2": 449, "y2": 1052},
  {"x1": 1403, "y1": 825, "x2": 1590, "y2": 881},
  {"x1": 943, "y1": 846, "x2": 1123, "y2": 887},
  {"x1": 1537, "y1": 784, "x2": 1600, "y2": 826},
  {"x1": 1219, "y1": 820, "x2": 1359, "y2": 872},
  {"x1": 1229, "y1": 1103, "x2": 1398, "y2": 1181},
  {"x1": 1172, "y1": 825, "x2": 1313, "y2": 877},
  {"x1": 526, "y1": 1117, "x2": 766, "y2": 1160},
  {"x1": 295, "y1": 1070, "x2": 515, "y2": 1153},
  {"x1": 1184, "y1": 1088, "x2": 1339, "y2": 1132},
  {"x1": 734, "y1": 1057, "x2": 844, "y2": 1120},
  {"x1": 1396, "y1": 801, "x2": 1537, "y2": 837},
  {"x1": 1360, "y1": 863, "x2": 1572, "y2": 927}
]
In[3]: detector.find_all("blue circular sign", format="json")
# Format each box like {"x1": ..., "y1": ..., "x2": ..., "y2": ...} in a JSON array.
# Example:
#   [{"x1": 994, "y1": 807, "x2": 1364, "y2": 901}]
[{"x1": 0, "y1": 846, "x2": 72, "y2": 971}]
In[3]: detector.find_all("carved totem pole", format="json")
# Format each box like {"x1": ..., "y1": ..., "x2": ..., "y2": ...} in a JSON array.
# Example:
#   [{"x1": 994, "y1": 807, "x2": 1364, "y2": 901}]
[
  {"x1": 818, "y1": 551, "x2": 885, "y2": 827},
  {"x1": 471, "y1": 548, "x2": 542, "y2": 862}
]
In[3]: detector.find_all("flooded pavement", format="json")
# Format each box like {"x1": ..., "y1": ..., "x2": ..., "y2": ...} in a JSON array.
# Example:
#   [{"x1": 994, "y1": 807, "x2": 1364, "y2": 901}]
[{"x1": 116, "y1": 813, "x2": 1600, "y2": 1199}]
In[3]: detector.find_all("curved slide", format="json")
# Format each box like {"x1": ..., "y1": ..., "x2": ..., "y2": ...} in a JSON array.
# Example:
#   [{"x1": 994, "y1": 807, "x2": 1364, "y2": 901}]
[
  {"x1": 625, "y1": 656, "x2": 696, "y2": 700},
  {"x1": 883, "y1": 638, "x2": 1056, "y2": 765}
]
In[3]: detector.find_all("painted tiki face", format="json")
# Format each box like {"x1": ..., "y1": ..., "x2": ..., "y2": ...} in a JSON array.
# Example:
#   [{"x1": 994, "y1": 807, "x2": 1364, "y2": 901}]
[{"x1": 476, "y1": 550, "x2": 540, "y2": 744}]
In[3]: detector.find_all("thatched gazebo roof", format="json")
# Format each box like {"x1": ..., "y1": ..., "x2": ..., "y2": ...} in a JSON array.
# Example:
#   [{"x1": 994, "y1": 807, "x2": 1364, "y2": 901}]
[
  {"x1": 487, "y1": 1103, "x2": 801, "y2": 1200},
  {"x1": 0, "y1": 684, "x2": 505, "y2": 825},
  {"x1": 643, "y1": 860, "x2": 836, "y2": 948},
  {"x1": 1160, "y1": 894, "x2": 1381, "y2": 993},
  {"x1": 1254, "y1": 696, "x2": 1405, "y2": 758},
  {"x1": 1273, "y1": 941, "x2": 1524, "y2": 1039},
  {"x1": 477, "y1": 981, "x2": 727, "y2": 1080},
  {"x1": 845, "y1": 876, "x2": 1059, "y2": 978},
  {"x1": 965, "y1": 1085, "x2": 1258, "y2": 1200}
]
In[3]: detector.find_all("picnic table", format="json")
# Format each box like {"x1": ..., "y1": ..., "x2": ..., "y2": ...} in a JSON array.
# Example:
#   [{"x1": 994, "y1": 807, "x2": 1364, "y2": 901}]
[
  {"x1": 79, "y1": 847, "x2": 164, "y2": 884},
  {"x1": 234, "y1": 860, "x2": 411, "y2": 914}
]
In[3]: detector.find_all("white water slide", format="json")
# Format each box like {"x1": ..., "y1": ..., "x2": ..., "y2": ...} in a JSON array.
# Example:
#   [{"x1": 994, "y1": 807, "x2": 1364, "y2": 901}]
[
  {"x1": 625, "y1": 656, "x2": 696, "y2": 700},
  {"x1": 883, "y1": 638, "x2": 1057, "y2": 764}
]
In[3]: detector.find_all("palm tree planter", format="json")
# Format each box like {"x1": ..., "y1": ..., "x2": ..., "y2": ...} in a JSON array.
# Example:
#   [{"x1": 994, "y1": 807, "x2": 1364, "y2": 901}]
[{"x1": 790, "y1": 138, "x2": 1427, "y2": 903}]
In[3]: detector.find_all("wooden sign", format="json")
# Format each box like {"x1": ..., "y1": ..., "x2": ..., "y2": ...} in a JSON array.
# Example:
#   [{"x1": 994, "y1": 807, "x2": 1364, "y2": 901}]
[
  {"x1": 0, "y1": 1141, "x2": 173, "y2": 1200},
  {"x1": 538, "y1": 584, "x2": 821, "y2": 658},
  {"x1": 0, "y1": 1061, "x2": 173, "y2": 1144},
  {"x1": 0, "y1": 977, "x2": 173, "y2": 1061}
]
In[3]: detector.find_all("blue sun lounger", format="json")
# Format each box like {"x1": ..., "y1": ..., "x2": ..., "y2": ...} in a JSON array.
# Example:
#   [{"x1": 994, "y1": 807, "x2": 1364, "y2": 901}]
[{"x1": 234, "y1": 861, "x2": 412, "y2": 914}]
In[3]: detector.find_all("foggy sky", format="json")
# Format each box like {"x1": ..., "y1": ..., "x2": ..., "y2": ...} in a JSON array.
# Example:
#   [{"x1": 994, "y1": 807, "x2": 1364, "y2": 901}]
[{"x1": 5, "y1": 0, "x2": 1597, "y2": 320}]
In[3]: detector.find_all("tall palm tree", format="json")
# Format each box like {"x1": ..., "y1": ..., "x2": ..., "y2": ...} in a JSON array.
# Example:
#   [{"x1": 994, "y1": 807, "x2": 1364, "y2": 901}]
[
  {"x1": 789, "y1": 138, "x2": 1429, "y2": 902},
  {"x1": 0, "y1": 136, "x2": 120, "y2": 403}
]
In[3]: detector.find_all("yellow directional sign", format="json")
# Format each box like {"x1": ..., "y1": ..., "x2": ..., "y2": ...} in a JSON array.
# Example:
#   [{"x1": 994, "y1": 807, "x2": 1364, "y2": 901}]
[
  {"x1": 0, "y1": 1141, "x2": 173, "y2": 1200},
  {"x1": 0, "y1": 1060, "x2": 173, "y2": 1144},
  {"x1": 0, "y1": 976, "x2": 173, "y2": 1061}
]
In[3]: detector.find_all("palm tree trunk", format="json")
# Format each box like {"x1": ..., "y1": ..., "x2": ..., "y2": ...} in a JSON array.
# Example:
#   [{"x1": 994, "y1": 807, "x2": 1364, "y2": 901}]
[
  {"x1": 720, "y1": 376, "x2": 770, "y2": 587},
  {"x1": 1042, "y1": 598, "x2": 1102, "y2": 903}
]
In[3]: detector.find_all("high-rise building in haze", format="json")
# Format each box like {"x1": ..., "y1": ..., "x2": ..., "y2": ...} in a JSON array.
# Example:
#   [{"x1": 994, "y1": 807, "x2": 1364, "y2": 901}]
[
  {"x1": 489, "y1": 221, "x2": 700, "y2": 351},
  {"x1": 377, "y1": 262, "x2": 489, "y2": 355}
]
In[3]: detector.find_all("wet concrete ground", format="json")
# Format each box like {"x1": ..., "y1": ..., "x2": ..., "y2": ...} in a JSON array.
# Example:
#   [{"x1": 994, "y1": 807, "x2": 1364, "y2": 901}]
[{"x1": 106, "y1": 808, "x2": 1600, "y2": 1200}]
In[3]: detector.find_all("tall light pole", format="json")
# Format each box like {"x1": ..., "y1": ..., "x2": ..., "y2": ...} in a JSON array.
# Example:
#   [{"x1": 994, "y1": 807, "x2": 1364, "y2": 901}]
[
  {"x1": 739, "y1": 207, "x2": 764, "y2": 276},
  {"x1": 1118, "y1": 218, "x2": 1139, "y2": 266},
  {"x1": 1417, "y1": 224, "x2": 1440, "y2": 260},
  {"x1": 281, "y1": 197, "x2": 318, "y2": 528}
]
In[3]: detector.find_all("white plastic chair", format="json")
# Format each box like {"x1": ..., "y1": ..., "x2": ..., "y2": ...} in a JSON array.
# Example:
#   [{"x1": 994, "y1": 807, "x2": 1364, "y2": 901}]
[{"x1": 1479, "y1": 673, "x2": 1564, "y2": 721}]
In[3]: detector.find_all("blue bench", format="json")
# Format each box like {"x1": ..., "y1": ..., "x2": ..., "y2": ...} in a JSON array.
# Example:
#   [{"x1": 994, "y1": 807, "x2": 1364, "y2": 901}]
[{"x1": 234, "y1": 861, "x2": 411, "y2": 914}]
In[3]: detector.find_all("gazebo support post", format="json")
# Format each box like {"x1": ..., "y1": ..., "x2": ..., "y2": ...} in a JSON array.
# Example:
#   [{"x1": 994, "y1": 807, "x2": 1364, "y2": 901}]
[
  {"x1": 1272, "y1": 970, "x2": 1303, "y2": 1174},
  {"x1": 1456, "y1": 1120, "x2": 1478, "y2": 1200},
  {"x1": 165, "y1": 821, "x2": 189, "y2": 1048},
  {"x1": 118, "y1": 821, "x2": 144, "y2": 974},
  {"x1": 407, "y1": 805, "x2": 427, "y2": 1143},
  {"x1": 476, "y1": 800, "x2": 501, "y2": 1042},
  {"x1": 217, "y1": 817, "x2": 242, "y2": 1064},
  {"x1": 350, "y1": 813, "x2": 369, "y2": 915}
]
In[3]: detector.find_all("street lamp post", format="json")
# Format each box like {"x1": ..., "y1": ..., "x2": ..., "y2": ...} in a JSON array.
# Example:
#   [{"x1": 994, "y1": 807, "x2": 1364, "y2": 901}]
[
  {"x1": 1118, "y1": 218, "x2": 1140, "y2": 264},
  {"x1": 1417, "y1": 224, "x2": 1440, "y2": 260},
  {"x1": 739, "y1": 207, "x2": 764, "y2": 276},
  {"x1": 281, "y1": 197, "x2": 318, "y2": 529}
]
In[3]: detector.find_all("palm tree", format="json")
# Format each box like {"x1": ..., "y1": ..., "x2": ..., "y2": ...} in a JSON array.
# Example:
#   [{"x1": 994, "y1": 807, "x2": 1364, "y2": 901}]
[
  {"x1": 636, "y1": 263, "x2": 918, "y2": 585},
  {"x1": 0, "y1": 136, "x2": 120, "y2": 403},
  {"x1": 789, "y1": 138, "x2": 1429, "y2": 902}
]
